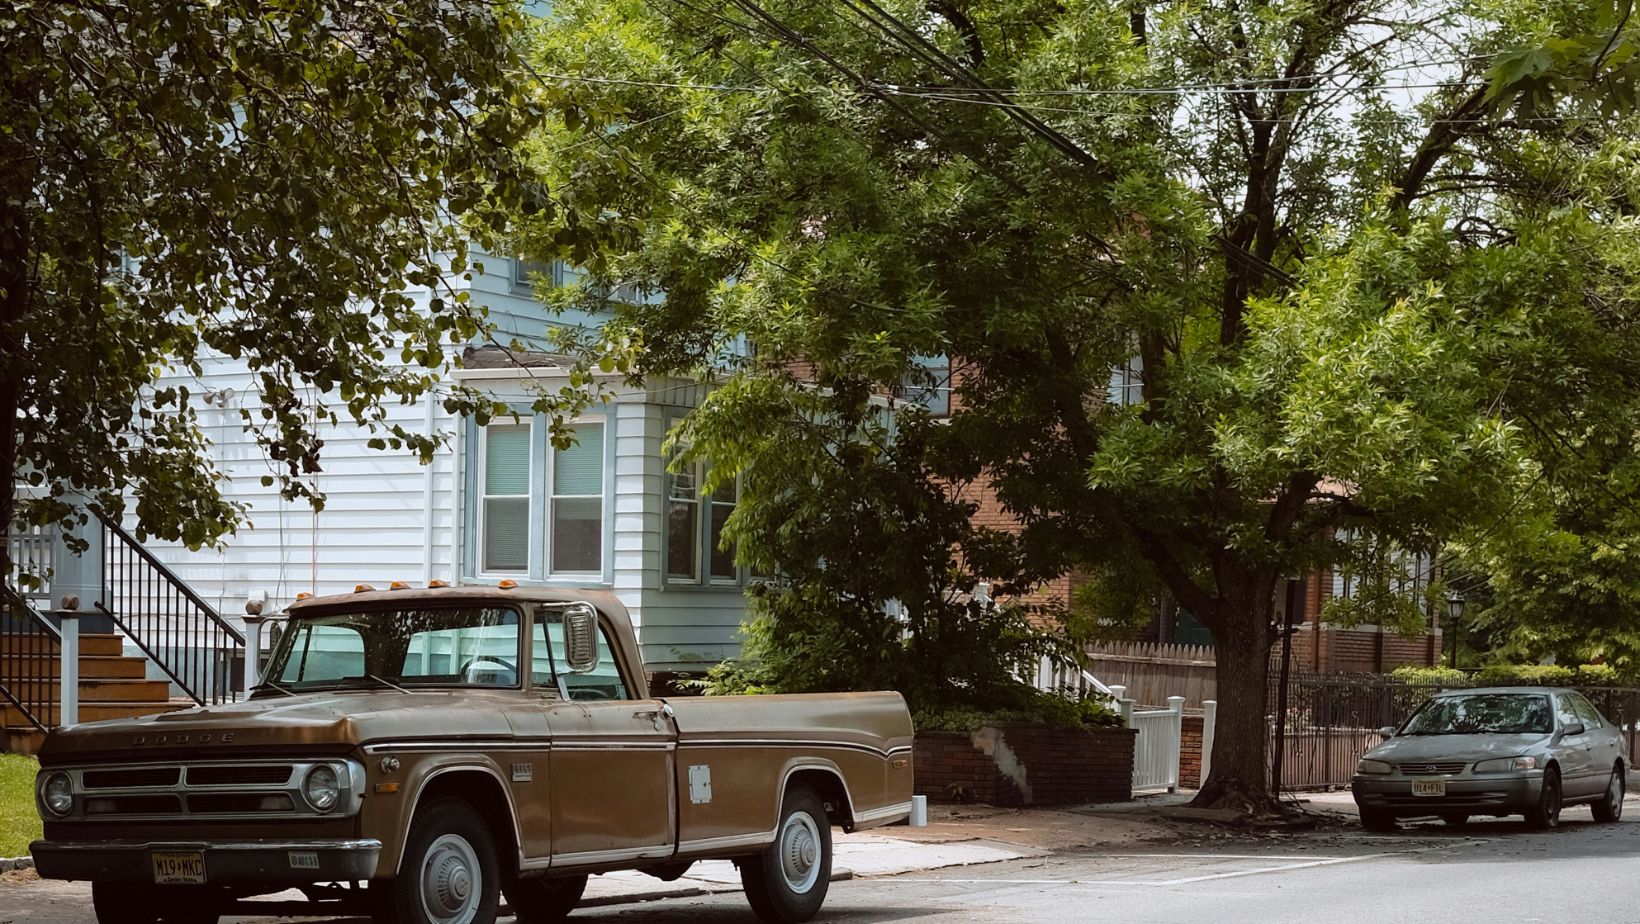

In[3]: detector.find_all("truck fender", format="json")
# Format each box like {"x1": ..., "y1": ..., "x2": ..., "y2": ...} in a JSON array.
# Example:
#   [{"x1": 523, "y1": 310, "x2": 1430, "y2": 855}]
[
  {"x1": 779, "y1": 760, "x2": 857, "y2": 832},
  {"x1": 393, "y1": 759, "x2": 528, "y2": 877}
]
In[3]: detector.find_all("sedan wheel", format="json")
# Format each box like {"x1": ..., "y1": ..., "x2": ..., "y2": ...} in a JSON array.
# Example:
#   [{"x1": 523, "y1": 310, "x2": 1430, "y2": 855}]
[
  {"x1": 1592, "y1": 767, "x2": 1625, "y2": 823},
  {"x1": 1525, "y1": 768, "x2": 1562, "y2": 830}
]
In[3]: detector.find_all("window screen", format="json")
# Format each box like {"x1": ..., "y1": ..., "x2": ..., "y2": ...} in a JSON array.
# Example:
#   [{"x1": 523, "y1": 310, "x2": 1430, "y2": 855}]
[
  {"x1": 551, "y1": 422, "x2": 604, "y2": 573},
  {"x1": 483, "y1": 424, "x2": 531, "y2": 572}
]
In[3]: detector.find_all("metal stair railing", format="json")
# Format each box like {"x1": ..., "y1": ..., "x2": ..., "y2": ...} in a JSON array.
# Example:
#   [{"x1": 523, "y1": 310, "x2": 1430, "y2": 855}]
[
  {"x1": 0, "y1": 583, "x2": 62, "y2": 732},
  {"x1": 94, "y1": 509, "x2": 245, "y2": 705}
]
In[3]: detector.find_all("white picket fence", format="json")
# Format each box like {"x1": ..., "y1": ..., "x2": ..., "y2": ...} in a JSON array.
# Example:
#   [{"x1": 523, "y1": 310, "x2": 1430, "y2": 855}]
[{"x1": 1112, "y1": 685, "x2": 1217, "y2": 793}]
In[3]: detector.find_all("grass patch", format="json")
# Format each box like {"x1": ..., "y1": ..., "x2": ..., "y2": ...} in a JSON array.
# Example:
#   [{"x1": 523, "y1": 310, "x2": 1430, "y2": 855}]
[{"x1": 0, "y1": 753, "x2": 40, "y2": 857}]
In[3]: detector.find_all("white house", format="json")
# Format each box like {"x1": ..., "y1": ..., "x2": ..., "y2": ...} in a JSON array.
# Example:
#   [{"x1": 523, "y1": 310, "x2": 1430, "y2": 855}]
[{"x1": 89, "y1": 255, "x2": 750, "y2": 677}]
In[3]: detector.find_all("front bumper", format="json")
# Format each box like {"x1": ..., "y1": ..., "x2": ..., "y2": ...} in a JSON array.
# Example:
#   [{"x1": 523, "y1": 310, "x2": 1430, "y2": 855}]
[
  {"x1": 1352, "y1": 774, "x2": 1542, "y2": 815},
  {"x1": 30, "y1": 838, "x2": 382, "y2": 884}
]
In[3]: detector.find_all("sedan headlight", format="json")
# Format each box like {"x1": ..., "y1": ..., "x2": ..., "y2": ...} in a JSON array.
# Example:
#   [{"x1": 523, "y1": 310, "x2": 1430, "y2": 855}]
[
  {"x1": 302, "y1": 764, "x2": 341, "y2": 812},
  {"x1": 1474, "y1": 755, "x2": 1539, "y2": 773},
  {"x1": 41, "y1": 771, "x2": 73, "y2": 816},
  {"x1": 1357, "y1": 759, "x2": 1393, "y2": 775}
]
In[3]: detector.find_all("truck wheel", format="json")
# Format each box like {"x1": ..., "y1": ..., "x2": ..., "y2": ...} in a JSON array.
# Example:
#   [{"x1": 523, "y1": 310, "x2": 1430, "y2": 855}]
[
  {"x1": 91, "y1": 884, "x2": 219, "y2": 924},
  {"x1": 375, "y1": 798, "x2": 500, "y2": 924},
  {"x1": 740, "y1": 783, "x2": 831, "y2": 924},
  {"x1": 504, "y1": 874, "x2": 587, "y2": 922}
]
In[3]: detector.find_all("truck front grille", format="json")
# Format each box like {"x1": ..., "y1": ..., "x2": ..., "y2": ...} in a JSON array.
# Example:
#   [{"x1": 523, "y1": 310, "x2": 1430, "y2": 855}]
[{"x1": 58, "y1": 760, "x2": 357, "y2": 821}]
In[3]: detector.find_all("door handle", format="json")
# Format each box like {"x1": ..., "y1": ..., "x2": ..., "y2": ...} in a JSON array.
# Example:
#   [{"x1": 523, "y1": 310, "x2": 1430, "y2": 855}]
[{"x1": 634, "y1": 703, "x2": 676, "y2": 731}]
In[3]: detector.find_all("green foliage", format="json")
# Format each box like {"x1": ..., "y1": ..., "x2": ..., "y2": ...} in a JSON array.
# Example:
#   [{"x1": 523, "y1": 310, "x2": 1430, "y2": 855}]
[
  {"x1": 521, "y1": 0, "x2": 1640, "y2": 798},
  {"x1": 1389, "y1": 665, "x2": 1473, "y2": 686},
  {"x1": 1470, "y1": 662, "x2": 1635, "y2": 686},
  {"x1": 913, "y1": 696, "x2": 1124, "y2": 734},
  {"x1": 0, "y1": 1, "x2": 547, "y2": 553},
  {"x1": 0, "y1": 754, "x2": 40, "y2": 857}
]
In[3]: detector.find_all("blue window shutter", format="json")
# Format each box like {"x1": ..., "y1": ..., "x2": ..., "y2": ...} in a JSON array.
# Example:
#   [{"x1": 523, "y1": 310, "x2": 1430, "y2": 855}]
[{"x1": 486, "y1": 425, "x2": 531, "y2": 495}]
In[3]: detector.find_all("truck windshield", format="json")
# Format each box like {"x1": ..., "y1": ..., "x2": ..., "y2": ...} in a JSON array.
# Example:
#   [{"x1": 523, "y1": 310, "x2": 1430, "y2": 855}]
[
  {"x1": 263, "y1": 606, "x2": 522, "y2": 691},
  {"x1": 1399, "y1": 693, "x2": 1553, "y2": 735}
]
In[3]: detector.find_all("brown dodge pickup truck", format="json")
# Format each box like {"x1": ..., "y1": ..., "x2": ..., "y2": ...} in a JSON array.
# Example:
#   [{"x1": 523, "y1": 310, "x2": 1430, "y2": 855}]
[{"x1": 31, "y1": 586, "x2": 915, "y2": 924}]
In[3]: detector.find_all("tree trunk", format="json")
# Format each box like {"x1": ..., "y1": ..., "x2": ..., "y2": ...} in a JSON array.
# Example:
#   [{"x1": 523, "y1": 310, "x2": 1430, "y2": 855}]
[
  {"x1": 1192, "y1": 595, "x2": 1286, "y2": 815},
  {"x1": 0, "y1": 62, "x2": 35, "y2": 586}
]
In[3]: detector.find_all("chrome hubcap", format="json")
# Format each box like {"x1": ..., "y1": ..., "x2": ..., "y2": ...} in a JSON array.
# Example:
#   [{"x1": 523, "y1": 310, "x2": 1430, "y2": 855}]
[
  {"x1": 778, "y1": 811, "x2": 823, "y2": 895},
  {"x1": 420, "y1": 833, "x2": 481, "y2": 924}
]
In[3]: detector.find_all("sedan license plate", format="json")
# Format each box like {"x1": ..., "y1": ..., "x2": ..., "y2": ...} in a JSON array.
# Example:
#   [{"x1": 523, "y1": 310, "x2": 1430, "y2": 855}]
[
  {"x1": 1411, "y1": 779, "x2": 1446, "y2": 797},
  {"x1": 152, "y1": 851, "x2": 205, "y2": 885}
]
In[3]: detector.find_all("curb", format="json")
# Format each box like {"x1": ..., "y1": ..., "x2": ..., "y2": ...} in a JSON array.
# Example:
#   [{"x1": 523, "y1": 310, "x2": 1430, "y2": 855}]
[{"x1": 0, "y1": 857, "x2": 33, "y2": 873}]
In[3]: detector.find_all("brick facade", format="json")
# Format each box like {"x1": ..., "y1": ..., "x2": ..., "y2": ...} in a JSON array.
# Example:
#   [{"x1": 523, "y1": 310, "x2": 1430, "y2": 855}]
[
  {"x1": 914, "y1": 725, "x2": 1136, "y2": 806},
  {"x1": 1179, "y1": 714, "x2": 1204, "y2": 789}
]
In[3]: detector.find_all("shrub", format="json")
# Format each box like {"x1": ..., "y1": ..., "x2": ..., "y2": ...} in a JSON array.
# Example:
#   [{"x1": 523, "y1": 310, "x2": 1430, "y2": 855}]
[
  {"x1": 1389, "y1": 665, "x2": 1471, "y2": 686},
  {"x1": 913, "y1": 691, "x2": 1123, "y2": 735},
  {"x1": 1474, "y1": 663, "x2": 1576, "y2": 686}
]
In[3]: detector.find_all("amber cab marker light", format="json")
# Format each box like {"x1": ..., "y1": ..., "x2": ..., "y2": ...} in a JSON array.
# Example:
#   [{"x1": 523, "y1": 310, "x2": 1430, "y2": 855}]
[
  {"x1": 428, "y1": 580, "x2": 449, "y2": 588},
  {"x1": 354, "y1": 583, "x2": 376, "y2": 593},
  {"x1": 498, "y1": 579, "x2": 519, "y2": 590},
  {"x1": 388, "y1": 581, "x2": 411, "y2": 591},
  {"x1": 295, "y1": 592, "x2": 313, "y2": 600}
]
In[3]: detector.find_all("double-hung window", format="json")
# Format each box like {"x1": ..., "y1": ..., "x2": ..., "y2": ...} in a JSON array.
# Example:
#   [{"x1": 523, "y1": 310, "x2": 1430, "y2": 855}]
[
  {"x1": 665, "y1": 419, "x2": 740, "y2": 585},
  {"x1": 482, "y1": 424, "x2": 532, "y2": 572},
  {"x1": 476, "y1": 416, "x2": 607, "y2": 579},
  {"x1": 900, "y1": 355, "x2": 951, "y2": 416}
]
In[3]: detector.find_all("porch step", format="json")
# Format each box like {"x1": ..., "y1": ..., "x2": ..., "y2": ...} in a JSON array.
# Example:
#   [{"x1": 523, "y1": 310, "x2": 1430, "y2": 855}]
[
  {"x1": 4, "y1": 727, "x2": 45, "y2": 755},
  {"x1": 2, "y1": 653, "x2": 149, "y2": 679},
  {"x1": 0, "y1": 633, "x2": 126, "y2": 657},
  {"x1": 1, "y1": 700, "x2": 186, "y2": 728}
]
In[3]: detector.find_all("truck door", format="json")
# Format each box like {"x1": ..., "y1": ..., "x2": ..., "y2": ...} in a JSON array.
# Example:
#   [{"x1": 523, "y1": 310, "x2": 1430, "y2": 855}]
[{"x1": 535, "y1": 611, "x2": 676, "y2": 867}]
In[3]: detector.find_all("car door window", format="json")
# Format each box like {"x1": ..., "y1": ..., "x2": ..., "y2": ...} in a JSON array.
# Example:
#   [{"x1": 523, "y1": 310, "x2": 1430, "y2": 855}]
[
  {"x1": 1555, "y1": 693, "x2": 1582, "y2": 730},
  {"x1": 1572, "y1": 694, "x2": 1605, "y2": 729},
  {"x1": 534, "y1": 615, "x2": 630, "y2": 702}
]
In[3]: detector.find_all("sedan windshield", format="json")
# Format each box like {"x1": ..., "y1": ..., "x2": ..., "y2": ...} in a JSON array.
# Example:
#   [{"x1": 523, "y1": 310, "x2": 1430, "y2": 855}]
[
  {"x1": 1399, "y1": 693, "x2": 1553, "y2": 735},
  {"x1": 263, "y1": 606, "x2": 522, "y2": 692}
]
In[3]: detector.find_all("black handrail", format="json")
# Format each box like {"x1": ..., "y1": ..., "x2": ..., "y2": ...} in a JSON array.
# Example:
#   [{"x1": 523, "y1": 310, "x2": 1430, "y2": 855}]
[
  {"x1": 94, "y1": 509, "x2": 244, "y2": 705},
  {"x1": 0, "y1": 583, "x2": 61, "y2": 732}
]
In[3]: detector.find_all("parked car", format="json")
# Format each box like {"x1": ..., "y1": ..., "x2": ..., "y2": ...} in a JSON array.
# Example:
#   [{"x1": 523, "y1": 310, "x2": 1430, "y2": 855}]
[
  {"x1": 30, "y1": 585, "x2": 915, "y2": 924},
  {"x1": 1352, "y1": 686, "x2": 1626, "y2": 831}
]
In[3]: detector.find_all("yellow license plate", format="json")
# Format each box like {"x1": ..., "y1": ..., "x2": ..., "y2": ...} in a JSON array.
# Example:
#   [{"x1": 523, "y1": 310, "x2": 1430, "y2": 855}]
[
  {"x1": 152, "y1": 851, "x2": 205, "y2": 884},
  {"x1": 1411, "y1": 779, "x2": 1446, "y2": 797}
]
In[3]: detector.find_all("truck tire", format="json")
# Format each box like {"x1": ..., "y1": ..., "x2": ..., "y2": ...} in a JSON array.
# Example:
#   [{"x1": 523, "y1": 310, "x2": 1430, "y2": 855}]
[
  {"x1": 375, "y1": 797, "x2": 500, "y2": 924},
  {"x1": 504, "y1": 874, "x2": 587, "y2": 922},
  {"x1": 91, "y1": 883, "x2": 219, "y2": 924},
  {"x1": 740, "y1": 783, "x2": 831, "y2": 923}
]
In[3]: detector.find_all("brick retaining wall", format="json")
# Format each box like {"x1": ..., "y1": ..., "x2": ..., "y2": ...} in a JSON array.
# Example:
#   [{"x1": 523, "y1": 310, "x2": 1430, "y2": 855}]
[
  {"x1": 1180, "y1": 714, "x2": 1204, "y2": 788},
  {"x1": 914, "y1": 725, "x2": 1137, "y2": 806}
]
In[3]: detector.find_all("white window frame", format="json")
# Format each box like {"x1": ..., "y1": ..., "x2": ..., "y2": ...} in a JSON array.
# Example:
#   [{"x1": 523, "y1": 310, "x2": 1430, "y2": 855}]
[
  {"x1": 478, "y1": 421, "x2": 533, "y2": 575},
  {"x1": 1109, "y1": 355, "x2": 1144, "y2": 408},
  {"x1": 510, "y1": 256, "x2": 560, "y2": 296},
  {"x1": 471, "y1": 413, "x2": 610, "y2": 584},
  {"x1": 663, "y1": 417, "x2": 743, "y2": 588},
  {"x1": 548, "y1": 419, "x2": 606, "y2": 577}
]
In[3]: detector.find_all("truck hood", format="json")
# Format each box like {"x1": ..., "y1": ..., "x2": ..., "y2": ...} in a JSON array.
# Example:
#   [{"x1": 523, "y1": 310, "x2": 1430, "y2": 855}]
[
  {"x1": 38, "y1": 690, "x2": 520, "y2": 763},
  {"x1": 1366, "y1": 732, "x2": 1551, "y2": 764}
]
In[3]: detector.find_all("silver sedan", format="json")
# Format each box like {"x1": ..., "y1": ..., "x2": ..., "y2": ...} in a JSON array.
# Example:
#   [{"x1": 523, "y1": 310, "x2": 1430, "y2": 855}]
[{"x1": 1352, "y1": 687, "x2": 1627, "y2": 830}]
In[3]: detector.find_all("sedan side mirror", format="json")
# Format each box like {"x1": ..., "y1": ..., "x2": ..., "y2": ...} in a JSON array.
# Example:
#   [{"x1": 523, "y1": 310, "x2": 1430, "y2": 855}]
[
  {"x1": 1563, "y1": 722, "x2": 1586, "y2": 737},
  {"x1": 1378, "y1": 726, "x2": 1397, "y2": 739},
  {"x1": 562, "y1": 603, "x2": 601, "y2": 674}
]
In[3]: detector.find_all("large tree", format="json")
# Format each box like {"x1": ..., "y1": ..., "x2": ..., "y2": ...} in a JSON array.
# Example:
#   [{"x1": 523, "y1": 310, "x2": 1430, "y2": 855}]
[
  {"x1": 521, "y1": 0, "x2": 1640, "y2": 811},
  {"x1": 1, "y1": 0, "x2": 543, "y2": 566}
]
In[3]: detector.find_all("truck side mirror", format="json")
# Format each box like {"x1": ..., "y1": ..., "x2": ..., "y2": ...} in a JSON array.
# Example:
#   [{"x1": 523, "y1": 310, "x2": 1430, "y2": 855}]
[{"x1": 563, "y1": 603, "x2": 601, "y2": 674}]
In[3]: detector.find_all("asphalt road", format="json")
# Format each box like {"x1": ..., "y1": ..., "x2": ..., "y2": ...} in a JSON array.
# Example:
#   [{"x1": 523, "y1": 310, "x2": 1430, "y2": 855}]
[
  {"x1": 7, "y1": 810, "x2": 1639, "y2": 924},
  {"x1": 585, "y1": 812, "x2": 1640, "y2": 924}
]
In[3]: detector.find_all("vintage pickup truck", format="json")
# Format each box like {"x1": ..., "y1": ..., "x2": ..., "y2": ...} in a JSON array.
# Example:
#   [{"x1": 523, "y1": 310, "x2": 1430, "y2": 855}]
[{"x1": 30, "y1": 585, "x2": 915, "y2": 924}]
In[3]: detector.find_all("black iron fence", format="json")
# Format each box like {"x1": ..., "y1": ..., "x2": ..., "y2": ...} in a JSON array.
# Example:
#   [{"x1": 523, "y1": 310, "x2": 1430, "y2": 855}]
[
  {"x1": 96, "y1": 511, "x2": 244, "y2": 705},
  {"x1": 1268, "y1": 673, "x2": 1640, "y2": 791},
  {"x1": 0, "y1": 583, "x2": 61, "y2": 731}
]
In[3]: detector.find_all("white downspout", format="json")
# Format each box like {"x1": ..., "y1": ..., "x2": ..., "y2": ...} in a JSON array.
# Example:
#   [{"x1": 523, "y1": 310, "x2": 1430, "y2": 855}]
[
  {"x1": 449, "y1": 400, "x2": 464, "y2": 586},
  {"x1": 421, "y1": 390, "x2": 437, "y2": 586}
]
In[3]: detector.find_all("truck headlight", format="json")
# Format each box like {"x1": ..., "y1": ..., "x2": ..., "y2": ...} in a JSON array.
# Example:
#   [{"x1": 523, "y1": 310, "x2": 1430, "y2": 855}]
[
  {"x1": 303, "y1": 765, "x2": 341, "y2": 812},
  {"x1": 41, "y1": 771, "x2": 73, "y2": 816},
  {"x1": 1474, "y1": 755, "x2": 1538, "y2": 773},
  {"x1": 1357, "y1": 759, "x2": 1393, "y2": 775}
]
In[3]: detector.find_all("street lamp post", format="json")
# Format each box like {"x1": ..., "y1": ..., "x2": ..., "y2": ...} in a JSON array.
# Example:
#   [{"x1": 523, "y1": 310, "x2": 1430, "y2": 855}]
[{"x1": 1447, "y1": 592, "x2": 1467, "y2": 669}]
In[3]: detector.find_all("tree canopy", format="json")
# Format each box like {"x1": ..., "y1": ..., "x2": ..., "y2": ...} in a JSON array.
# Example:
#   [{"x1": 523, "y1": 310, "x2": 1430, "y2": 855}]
[
  {"x1": 522, "y1": 0, "x2": 1640, "y2": 812},
  {"x1": 0, "y1": 0, "x2": 541, "y2": 558}
]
